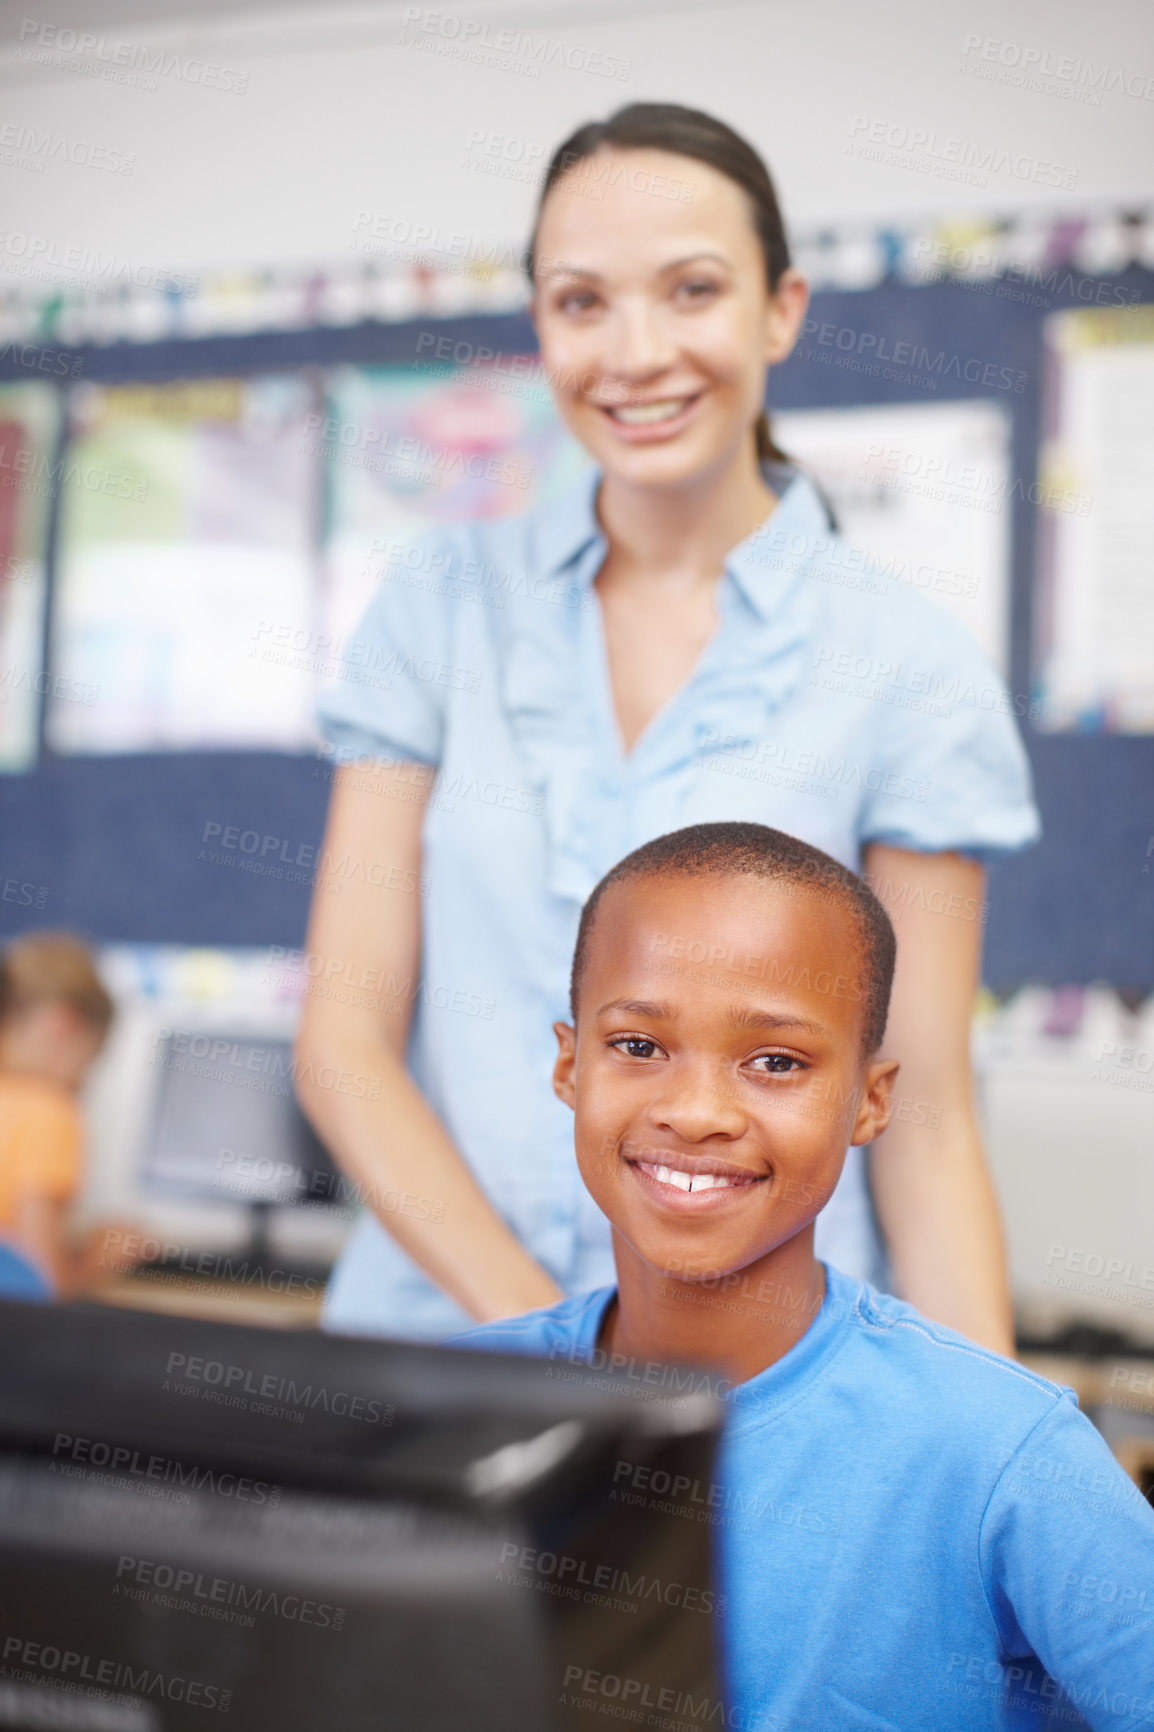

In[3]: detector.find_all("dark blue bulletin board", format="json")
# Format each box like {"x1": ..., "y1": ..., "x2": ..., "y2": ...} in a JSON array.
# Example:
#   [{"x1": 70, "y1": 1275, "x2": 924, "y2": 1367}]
[{"x1": 1, "y1": 271, "x2": 1152, "y2": 989}]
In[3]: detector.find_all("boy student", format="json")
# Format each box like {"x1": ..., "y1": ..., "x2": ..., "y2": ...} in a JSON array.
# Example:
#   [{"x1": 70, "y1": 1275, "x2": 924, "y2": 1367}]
[{"x1": 452, "y1": 823, "x2": 1154, "y2": 1729}]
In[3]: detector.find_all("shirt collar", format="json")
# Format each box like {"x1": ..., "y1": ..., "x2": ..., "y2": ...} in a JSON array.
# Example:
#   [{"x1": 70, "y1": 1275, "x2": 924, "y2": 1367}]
[
  {"x1": 536, "y1": 462, "x2": 605, "y2": 576},
  {"x1": 537, "y1": 461, "x2": 833, "y2": 623}
]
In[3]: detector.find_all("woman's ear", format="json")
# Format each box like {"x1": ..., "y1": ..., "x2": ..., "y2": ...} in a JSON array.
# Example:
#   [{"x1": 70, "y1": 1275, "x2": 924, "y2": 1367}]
[
  {"x1": 764, "y1": 268, "x2": 810, "y2": 366},
  {"x1": 553, "y1": 1020, "x2": 577, "y2": 1109}
]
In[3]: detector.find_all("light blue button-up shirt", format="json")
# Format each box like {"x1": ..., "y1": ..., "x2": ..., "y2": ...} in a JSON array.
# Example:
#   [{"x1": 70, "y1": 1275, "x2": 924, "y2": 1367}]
[{"x1": 317, "y1": 463, "x2": 1041, "y2": 1340}]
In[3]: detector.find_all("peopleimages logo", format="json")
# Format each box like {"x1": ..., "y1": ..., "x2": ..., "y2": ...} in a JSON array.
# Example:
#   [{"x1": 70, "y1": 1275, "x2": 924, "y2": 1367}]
[
  {"x1": 115, "y1": 1556, "x2": 345, "y2": 1631},
  {"x1": 51, "y1": 1432, "x2": 281, "y2": 1506},
  {"x1": 0, "y1": 338, "x2": 84, "y2": 377},
  {"x1": 163, "y1": 1350, "x2": 397, "y2": 1427},
  {"x1": 1, "y1": 1636, "x2": 229, "y2": 1711},
  {"x1": 16, "y1": 18, "x2": 249, "y2": 93},
  {"x1": 0, "y1": 122, "x2": 135, "y2": 174},
  {"x1": 397, "y1": 6, "x2": 632, "y2": 81},
  {"x1": 498, "y1": 1541, "x2": 724, "y2": 1616},
  {"x1": 155, "y1": 1028, "x2": 382, "y2": 1102},
  {"x1": 960, "y1": 33, "x2": 1154, "y2": 102},
  {"x1": 0, "y1": 229, "x2": 197, "y2": 293},
  {"x1": 798, "y1": 317, "x2": 1026, "y2": 391}
]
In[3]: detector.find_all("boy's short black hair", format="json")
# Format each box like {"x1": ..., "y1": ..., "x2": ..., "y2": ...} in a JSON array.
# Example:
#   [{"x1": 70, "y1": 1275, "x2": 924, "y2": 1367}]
[{"x1": 570, "y1": 822, "x2": 897, "y2": 1057}]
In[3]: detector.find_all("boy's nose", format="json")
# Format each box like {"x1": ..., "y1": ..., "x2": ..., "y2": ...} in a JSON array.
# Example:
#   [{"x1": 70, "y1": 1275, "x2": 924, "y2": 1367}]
[{"x1": 647, "y1": 1060, "x2": 746, "y2": 1141}]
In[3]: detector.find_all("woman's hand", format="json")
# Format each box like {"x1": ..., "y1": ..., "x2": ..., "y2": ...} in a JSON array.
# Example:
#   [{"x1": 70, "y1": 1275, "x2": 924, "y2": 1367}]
[
  {"x1": 862, "y1": 843, "x2": 1015, "y2": 1357},
  {"x1": 295, "y1": 761, "x2": 563, "y2": 1323}
]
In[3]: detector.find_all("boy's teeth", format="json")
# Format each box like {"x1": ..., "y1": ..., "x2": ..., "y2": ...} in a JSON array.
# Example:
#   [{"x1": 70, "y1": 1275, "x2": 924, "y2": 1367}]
[
  {"x1": 609, "y1": 398, "x2": 689, "y2": 425},
  {"x1": 643, "y1": 1163, "x2": 742, "y2": 1193}
]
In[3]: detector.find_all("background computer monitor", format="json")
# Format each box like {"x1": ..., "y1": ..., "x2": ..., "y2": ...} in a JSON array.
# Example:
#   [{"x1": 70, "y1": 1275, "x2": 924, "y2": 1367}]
[
  {"x1": 0, "y1": 1299, "x2": 725, "y2": 1732},
  {"x1": 141, "y1": 1031, "x2": 345, "y2": 1211},
  {"x1": 75, "y1": 950, "x2": 357, "y2": 1272}
]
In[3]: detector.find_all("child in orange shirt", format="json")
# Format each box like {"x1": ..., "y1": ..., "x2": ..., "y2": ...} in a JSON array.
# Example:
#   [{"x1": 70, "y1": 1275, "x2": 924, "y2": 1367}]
[{"x1": 0, "y1": 932, "x2": 113, "y2": 1295}]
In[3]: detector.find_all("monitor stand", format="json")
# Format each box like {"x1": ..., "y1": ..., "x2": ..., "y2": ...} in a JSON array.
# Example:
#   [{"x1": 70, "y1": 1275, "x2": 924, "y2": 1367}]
[{"x1": 247, "y1": 1198, "x2": 274, "y2": 1266}]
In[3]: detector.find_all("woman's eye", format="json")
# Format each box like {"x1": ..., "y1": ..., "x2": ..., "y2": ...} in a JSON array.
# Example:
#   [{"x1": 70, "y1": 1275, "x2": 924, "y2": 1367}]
[
  {"x1": 749, "y1": 1054, "x2": 803, "y2": 1075},
  {"x1": 558, "y1": 291, "x2": 597, "y2": 314},
  {"x1": 676, "y1": 279, "x2": 718, "y2": 301},
  {"x1": 611, "y1": 1036, "x2": 660, "y2": 1059}
]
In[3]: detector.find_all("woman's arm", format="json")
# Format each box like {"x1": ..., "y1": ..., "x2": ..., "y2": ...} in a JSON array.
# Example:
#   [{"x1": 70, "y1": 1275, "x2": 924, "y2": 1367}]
[
  {"x1": 295, "y1": 760, "x2": 563, "y2": 1323},
  {"x1": 862, "y1": 842, "x2": 1014, "y2": 1356}
]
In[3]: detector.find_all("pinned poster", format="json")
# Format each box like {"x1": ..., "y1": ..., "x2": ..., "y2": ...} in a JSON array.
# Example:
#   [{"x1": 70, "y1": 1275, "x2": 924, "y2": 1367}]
[
  {"x1": 773, "y1": 400, "x2": 1013, "y2": 673},
  {"x1": 1034, "y1": 305, "x2": 1154, "y2": 732},
  {"x1": 0, "y1": 382, "x2": 62, "y2": 772},
  {"x1": 48, "y1": 375, "x2": 322, "y2": 753},
  {"x1": 320, "y1": 362, "x2": 590, "y2": 647}
]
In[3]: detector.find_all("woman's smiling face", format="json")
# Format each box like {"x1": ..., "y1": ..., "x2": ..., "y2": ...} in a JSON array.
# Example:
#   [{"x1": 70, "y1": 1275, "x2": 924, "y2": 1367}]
[
  {"x1": 553, "y1": 871, "x2": 896, "y2": 1286},
  {"x1": 530, "y1": 146, "x2": 808, "y2": 490}
]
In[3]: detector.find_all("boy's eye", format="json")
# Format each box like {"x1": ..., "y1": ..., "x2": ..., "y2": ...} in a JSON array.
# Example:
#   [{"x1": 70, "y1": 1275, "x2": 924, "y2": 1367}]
[
  {"x1": 747, "y1": 1053, "x2": 804, "y2": 1075},
  {"x1": 609, "y1": 1035, "x2": 662, "y2": 1060}
]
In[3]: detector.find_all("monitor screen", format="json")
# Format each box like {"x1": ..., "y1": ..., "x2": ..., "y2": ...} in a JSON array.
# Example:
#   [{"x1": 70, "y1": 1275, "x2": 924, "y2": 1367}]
[
  {"x1": 0, "y1": 1300, "x2": 725, "y2": 1732},
  {"x1": 141, "y1": 1031, "x2": 345, "y2": 1209}
]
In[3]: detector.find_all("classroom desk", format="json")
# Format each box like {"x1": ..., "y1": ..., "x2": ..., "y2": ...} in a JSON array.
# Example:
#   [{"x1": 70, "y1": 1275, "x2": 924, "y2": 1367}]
[
  {"x1": 1020, "y1": 1352, "x2": 1154, "y2": 1413},
  {"x1": 92, "y1": 1268, "x2": 326, "y2": 1329}
]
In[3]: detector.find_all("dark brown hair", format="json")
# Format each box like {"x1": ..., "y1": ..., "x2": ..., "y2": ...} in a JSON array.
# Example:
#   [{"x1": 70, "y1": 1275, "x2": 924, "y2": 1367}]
[
  {"x1": 526, "y1": 102, "x2": 794, "y2": 466},
  {"x1": 569, "y1": 822, "x2": 896, "y2": 1058}
]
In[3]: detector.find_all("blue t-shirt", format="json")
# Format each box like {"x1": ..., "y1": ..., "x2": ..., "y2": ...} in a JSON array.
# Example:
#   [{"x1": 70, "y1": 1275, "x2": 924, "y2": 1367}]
[
  {"x1": 450, "y1": 1265, "x2": 1154, "y2": 1731},
  {"x1": 318, "y1": 464, "x2": 1040, "y2": 1339}
]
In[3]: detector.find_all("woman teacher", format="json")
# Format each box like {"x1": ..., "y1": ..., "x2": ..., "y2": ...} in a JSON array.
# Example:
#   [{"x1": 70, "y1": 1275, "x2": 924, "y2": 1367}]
[{"x1": 296, "y1": 103, "x2": 1039, "y2": 1353}]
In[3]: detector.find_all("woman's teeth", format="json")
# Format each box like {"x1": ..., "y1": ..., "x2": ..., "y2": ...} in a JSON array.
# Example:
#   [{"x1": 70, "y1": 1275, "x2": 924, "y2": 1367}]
[
  {"x1": 637, "y1": 1162, "x2": 750, "y2": 1194},
  {"x1": 607, "y1": 398, "x2": 692, "y2": 425}
]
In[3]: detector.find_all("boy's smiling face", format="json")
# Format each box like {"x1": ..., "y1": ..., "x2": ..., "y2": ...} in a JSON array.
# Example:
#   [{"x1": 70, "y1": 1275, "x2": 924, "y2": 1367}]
[{"x1": 553, "y1": 871, "x2": 897, "y2": 1287}]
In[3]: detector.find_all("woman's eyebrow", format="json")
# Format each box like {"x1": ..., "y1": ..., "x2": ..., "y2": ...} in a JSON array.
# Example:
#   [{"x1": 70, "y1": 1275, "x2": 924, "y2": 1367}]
[
  {"x1": 658, "y1": 252, "x2": 731, "y2": 274},
  {"x1": 538, "y1": 251, "x2": 732, "y2": 286}
]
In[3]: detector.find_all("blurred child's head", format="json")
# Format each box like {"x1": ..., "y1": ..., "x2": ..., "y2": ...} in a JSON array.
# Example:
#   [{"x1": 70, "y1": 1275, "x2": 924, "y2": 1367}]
[
  {"x1": 553, "y1": 823, "x2": 898, "y2": 1285},
  {"x1": 0, "y1": 933, "x2": 113, "y2": 1092}
]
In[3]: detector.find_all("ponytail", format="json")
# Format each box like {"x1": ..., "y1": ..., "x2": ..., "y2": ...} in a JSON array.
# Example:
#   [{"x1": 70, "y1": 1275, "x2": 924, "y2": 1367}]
[{"x1": 755, "y1": 410, "x2": 792, "y2": 467}]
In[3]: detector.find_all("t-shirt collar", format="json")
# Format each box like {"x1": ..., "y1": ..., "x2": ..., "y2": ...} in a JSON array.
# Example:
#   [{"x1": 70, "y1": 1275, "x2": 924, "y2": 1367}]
[{"x1": 563, "y1": 1263, "x2": 859, "y2": 1424}]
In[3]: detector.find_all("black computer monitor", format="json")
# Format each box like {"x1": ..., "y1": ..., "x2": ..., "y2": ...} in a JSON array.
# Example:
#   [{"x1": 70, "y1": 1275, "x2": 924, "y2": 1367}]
[{"x1": 0, "y1": 1300, "x2": 725, "y2": 1731}]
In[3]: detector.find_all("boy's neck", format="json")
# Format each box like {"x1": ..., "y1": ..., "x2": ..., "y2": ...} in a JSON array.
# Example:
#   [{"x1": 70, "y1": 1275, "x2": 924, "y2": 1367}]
[{"x1": 601, "y1": 1228, "x2": 827, "y2": 1389}]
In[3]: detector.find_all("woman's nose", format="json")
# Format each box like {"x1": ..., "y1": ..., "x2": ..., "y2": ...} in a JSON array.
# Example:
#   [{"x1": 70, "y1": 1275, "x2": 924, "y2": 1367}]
[{"x1": 599, "y1": 300, "x2": 679, "y2": 384}]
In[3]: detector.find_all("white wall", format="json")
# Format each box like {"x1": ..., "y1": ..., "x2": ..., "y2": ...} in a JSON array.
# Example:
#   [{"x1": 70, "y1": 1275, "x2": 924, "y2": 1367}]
[{"x1": 0, "y1": 0, "x2": 1151, "y2": 288}]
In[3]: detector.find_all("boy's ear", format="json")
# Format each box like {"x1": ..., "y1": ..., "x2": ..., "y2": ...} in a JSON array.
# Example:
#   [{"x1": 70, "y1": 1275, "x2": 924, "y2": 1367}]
[
  {"x1": 849, "y1": 1057, "x2": 898, "y2": 1147},
  {"x1": 552, "y1": 1021, "x2": 577, "y2": 1110}
]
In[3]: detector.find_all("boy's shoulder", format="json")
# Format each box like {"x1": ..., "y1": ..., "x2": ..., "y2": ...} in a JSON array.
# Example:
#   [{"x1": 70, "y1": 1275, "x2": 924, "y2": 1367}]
[
  {"x1": 830, "y1": 1269, "x2": 1075, "y2": 1435},
  {"x1": 447, "y1": 1286, "x2": 615, "y2": 1360}
]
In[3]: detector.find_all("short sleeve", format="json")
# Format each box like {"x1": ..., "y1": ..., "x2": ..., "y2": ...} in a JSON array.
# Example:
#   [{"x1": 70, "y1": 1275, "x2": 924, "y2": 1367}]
[
  {"x1": 980, "y1": 1393, "x2": 1154, "y2": 1728},
  {"x1": 858, "y1": 605, "x2": 1041, "y2": 864},
  {"x1": 316, "y1": 525, "x2": 459, "y2": 769}
]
